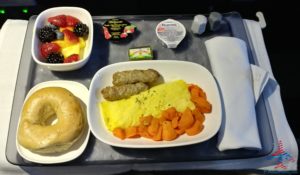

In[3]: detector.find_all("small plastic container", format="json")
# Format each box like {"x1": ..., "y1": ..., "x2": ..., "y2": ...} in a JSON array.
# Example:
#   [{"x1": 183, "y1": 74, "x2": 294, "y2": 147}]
[{"x1": 155, "y1": 19, "x2": 186, "y2": 49}]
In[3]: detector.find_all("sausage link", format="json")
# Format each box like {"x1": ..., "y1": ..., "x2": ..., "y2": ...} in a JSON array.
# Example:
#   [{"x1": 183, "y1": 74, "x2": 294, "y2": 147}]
[
  {"x1": 112, "y1": 69, "x2": 160, "y2": 86},
  {"x1": 101, "y1": 82, "x2": 149, "y2": 101}
]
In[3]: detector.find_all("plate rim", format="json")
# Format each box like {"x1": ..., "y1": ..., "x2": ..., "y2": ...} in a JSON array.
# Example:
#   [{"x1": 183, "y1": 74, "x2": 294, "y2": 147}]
[
  {"x1": 16, "y1": 80, "x2": 90, "y2": 164},
  {"x1": 88, "y1": 60, "x2": 222, "y2": 148}
]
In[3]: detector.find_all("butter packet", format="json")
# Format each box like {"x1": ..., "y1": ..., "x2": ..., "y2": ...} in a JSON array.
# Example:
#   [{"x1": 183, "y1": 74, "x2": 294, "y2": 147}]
[{"x1": 128, "y1": 47, "x2": 153, "y2": 60}]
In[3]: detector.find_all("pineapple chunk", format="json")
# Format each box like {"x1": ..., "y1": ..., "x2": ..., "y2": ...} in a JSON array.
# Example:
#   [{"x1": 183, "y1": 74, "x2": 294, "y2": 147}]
[
  {"x1": 79, "y1": 37, "x2": 86, "y2": 48},
  {"x1": 62, "y1": 43, "x2": 81, "y2": 58},
  {"x1": 52, "y1": 40, "x2": 69, "y2": 48}
]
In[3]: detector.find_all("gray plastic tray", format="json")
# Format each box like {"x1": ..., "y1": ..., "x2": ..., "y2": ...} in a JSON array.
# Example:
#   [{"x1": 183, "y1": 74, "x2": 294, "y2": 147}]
[{"x1": 6, "y1": 12, "x2": 275, "y2": 167}]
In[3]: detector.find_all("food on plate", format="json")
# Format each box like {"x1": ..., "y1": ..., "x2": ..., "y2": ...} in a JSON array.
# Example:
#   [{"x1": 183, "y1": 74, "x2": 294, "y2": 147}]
[
  {"x1": 189, "y1": 84, "x2": 212, "y2": 113},
  {"x1": 17, "y1": 87, "x2": 85, "y2": 154},
  {"x1": 100, "y1": 79, "x2": 212, "y2": 141},
  {"x1": 112, "y1": 69, "x2": 160, "y2": 86},
  {"x1": 100, "y1": 80, "x2": 195, "y2": 131},
  {"x1": 101, "y1": 82, "x2": 149, "y2": 101},
  {"x1": 114, "y1": 105, "x2": 206, "y2": 141},
  {"x1": 37, "y1": 14, "x2": 89, "y2": 63},
  {"x1": 100, "y1": 69, "x2": 161, "y2": 101}
]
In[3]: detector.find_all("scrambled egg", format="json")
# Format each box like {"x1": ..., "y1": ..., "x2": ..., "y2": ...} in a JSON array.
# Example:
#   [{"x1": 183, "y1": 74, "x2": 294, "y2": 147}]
[{"x1": 99, "y1": 80, "x2": 195, "y2": 131}]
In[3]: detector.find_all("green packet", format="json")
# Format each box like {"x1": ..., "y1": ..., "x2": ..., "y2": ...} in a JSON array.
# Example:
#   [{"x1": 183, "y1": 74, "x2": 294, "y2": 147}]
[{"x1": 128, "y1": 47, "x2": 153, "y2": 60}]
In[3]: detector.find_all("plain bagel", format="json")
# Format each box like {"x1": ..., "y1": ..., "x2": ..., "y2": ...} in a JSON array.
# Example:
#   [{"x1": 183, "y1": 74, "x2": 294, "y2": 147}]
[{"x1": 17, "y1": 87, "x2": 84, "y2": 154}]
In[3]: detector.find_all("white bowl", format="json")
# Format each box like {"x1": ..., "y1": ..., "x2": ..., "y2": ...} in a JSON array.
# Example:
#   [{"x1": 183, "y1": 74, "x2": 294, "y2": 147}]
[
  {"x1": 31, "y1": 7, "x2": 93, "y2": 71},
  {"x1": 88, "y1": 60, "x2": 222, "y2": 148}
]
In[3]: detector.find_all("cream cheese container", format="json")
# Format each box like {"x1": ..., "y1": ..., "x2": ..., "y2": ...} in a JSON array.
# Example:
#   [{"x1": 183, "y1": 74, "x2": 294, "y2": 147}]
[{"x1": 155, "y1": 19, "x2": 186, "y2": 48}]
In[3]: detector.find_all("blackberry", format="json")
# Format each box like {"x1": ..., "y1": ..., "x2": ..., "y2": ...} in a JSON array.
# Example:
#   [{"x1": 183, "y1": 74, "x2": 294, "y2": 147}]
[
  {"x1": 74, "y1": 23, "x2": 89, "y2": 37},
  {"x1": 38, "y1": 26, "x2": 56, "y2": 42},
  {"x1": 46, "y1": 53, "x2": 64, "y2": 63}
]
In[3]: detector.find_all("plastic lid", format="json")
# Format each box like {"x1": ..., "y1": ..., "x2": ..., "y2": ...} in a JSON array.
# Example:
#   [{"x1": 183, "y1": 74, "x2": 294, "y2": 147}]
[{"x1": 155, "y1": 19, "x2": 186, "y2": 48}]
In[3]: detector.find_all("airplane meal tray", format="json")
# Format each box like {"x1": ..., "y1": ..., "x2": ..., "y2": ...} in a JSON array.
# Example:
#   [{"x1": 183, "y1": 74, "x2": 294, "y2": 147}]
[{"x1": 5, "y1": 12, "x2": 276, "y2": 168}]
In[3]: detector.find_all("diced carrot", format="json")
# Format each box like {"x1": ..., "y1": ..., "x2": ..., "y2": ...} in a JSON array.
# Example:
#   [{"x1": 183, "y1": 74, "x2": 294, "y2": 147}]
[
  {"x1": 112, "y1": 84, "x2": 211, "y2": 141},
  {"x1": 138, "y1": 123, "x2": 152, "y2": 139},
  {"x1": 178, "y1": 108, "x2": 194, "y2": 130},
  {"x1": 125, "y1": 126, "x2": 140, "y2": 138},
  {"x1": 165, "y1": 107, "x2": 177, "y2": 120},
  {"x1": 140, "y1": 115, "x2": 153, "y2": 126},
  {"x1": 196, "y1": 86, "x2": 207, "y2": 99},
  {"x1": 113, "y1": 127, "x2": 126, "y2": 140},
  {"x1": 185, "y1": 120, "x2": 204, "y2": 136},
  {"x1": 189, "y1": 84, "x2": 207, "y2": 99},
  {"x1": 191, "y1": 96, "x2": 212, "y2": 113},
  {"x1": 188, "y1": 84, "x2": 193, "y2": 91},
  {"x1": 191, "y1": 88, "x2": 200, "y2": 98},
  {"x1": 162, "y1": 121, "x2": 178, "y2": 141},
  {"x1": 161, "y1": 110, "x2": 170, "y2": 121},
  {"x1": 188, "y1": 84, "x2": 197, "y2": 91},
  {"x1": 175, "y1": 127, "x2": 185, "y2": 135},
  {"x1": 192, "y1": 108, "x2": 205, "y2": 123},
  {"x1": 159, "y1": 114, "x2": 166, "y2": 124},
  {"x1": 177, "y1": 112, "x2": 182, "y2": 117},
  {"x1": 171, "y1": 116, "x2": 180, "y2": 129},
  {"x1": 152, "y1": 126, "x2": 163, "y2": 141},
  {"x1": 148, "y1": 117, "x2": 160, "y2": 136}
]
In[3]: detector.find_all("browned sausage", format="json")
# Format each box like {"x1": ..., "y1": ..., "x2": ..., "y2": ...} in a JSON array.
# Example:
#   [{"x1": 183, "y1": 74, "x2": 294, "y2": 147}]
[
  {"x1": 112, "y1": 69, "x2": 160, "y2": 86},
  {"x1": 101, "y1": 82, "x2": 149, "y2": 101}
]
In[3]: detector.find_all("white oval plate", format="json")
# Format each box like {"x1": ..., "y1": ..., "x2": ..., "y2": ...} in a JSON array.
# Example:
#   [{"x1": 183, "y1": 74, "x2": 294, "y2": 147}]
[
  {"x1": 16, "y1": 80, "x2": 90, "y2": 164},
  {"x1": 88, "y1": 60, "x2": 222, "y2": 148}
]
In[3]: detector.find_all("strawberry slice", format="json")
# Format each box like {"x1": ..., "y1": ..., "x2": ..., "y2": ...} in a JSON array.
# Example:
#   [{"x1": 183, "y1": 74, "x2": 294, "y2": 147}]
[
  {"x1": 48, "y1": 15, "x2": 67, "y2": 27},
  {"x1": 64, "y1": 54, "x2": 79, "y2": 63},
  {"x1": 66, "y1": 15, "x2": 80, "y2": 27},
  {"x1": 103, "y1": 27, "x2": 111, "y2": 39},
  {"x1": 120, "y1": 32, "x2": 128, "y2": 38},
  {"x1": 62, "y1": 29, "x2": 79, "y2": 43},
  {"x1": 40, "y1": 43, "x2": 61, "y2": 58}
]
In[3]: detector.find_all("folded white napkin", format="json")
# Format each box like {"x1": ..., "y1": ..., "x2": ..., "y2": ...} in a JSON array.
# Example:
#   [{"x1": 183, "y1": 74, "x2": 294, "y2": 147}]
[
  {"x1": 251, "y1": 64, "x2": 269, "y2": 103},
  {"x1": 205, "y1": 36, "x2": 262, "y2": 151}
]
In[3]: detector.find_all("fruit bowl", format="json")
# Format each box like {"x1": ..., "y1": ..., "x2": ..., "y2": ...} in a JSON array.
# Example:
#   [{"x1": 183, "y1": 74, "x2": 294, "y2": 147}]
[{"x1": 31, "y1": 7, "x2": 93, "y2": 71}]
